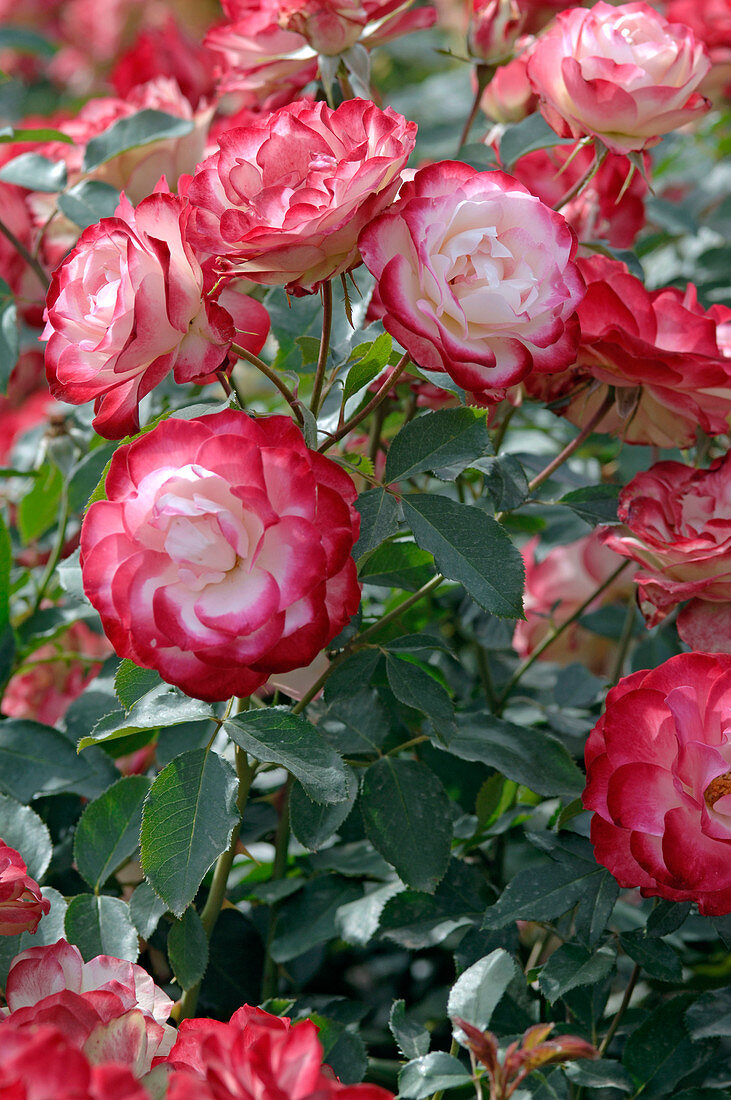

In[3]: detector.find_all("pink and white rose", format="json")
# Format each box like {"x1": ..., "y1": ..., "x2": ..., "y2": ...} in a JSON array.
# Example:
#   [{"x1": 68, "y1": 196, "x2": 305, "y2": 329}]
[
  {"x1": 80, "y1": 410, "x2": 361, "y2": 702},
  {"x1": 358, "y1": 161, "x2": 585, "y2": 402},
  {"x1": 184, "y1": 98, "x2": 416, "y2": 294},
  {"x1": 42, "y1": 189, "x2": 270, "y2": 439},
  {"x1": 0, "y1": 841, "x2": 50, "y2": 936},
  {"x1": 527, "y1": 1, "x2": 711, "y2": 154}
]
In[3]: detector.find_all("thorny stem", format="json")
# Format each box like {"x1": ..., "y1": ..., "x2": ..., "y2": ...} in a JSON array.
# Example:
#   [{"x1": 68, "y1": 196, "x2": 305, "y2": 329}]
[
  {"x1": 525, "y1": 389, "x2": 615, "y2": 496},
  {"x1": 556, "y1": 142, "x2": 609, "y2": 211},
  {"x1": 216, "y1": 370, "x2": 232, "y2": 398},
  {"x1": 493, "y1": 560, "x2": 630, "y2": 712},
  {"x1": 318, "y1": 352, "x2": 411, "y2": 453},
  {"x1": 175, "y1": 744, "x2": 257, "y2": 1021},
  {"x1": 598, "y1": 963, "x2": 640, "y2": 1055},
  {"x1": 0, "y1": 215, "x2": 50, "y2": 290},
  {"x1": 231, "y1": 342, "x2": 304, "y2": 425},
  {"x1": 261, "y1": 775, "x2": 293, "y2": 1000},
  {"x1": 310, "y1": 280, "x2": 333, "y2": 416}
]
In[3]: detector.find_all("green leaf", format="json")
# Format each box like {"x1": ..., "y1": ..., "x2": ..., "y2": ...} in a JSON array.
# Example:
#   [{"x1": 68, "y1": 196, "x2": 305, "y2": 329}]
[
  {"x1": 336, "y1": 882, "x2": 402, "y2": 946},
  {"x1": 343, "y1": 333, "x2": 392, "y2": 401},
  {"x1": 359, "y1": 539, "x2": 435, "y2": 591},
  {"x1": 385, "y1": 633, "x2": 452, "y2": 654},
  {"x1": 290, "y1": 767, "x2": 358, "y2": 850},
  {"x1": 476, "y1": 774, "x2": 518, "y2": 830},
  {"x1": 0, "y1": 278, "x2": 19, "y2": 395},
  {"x1": 83, "y1": 109, "x2": 194, "y2": 171},
  {"x1": 539, "y1": 943, "x2": 616, "y2": 1002},
  {"x1": 198, "y1": 909, "x2": 264, "y2": 1019},
  {"x1": 0, "y1": 793, "x2": 51, "y2": 880},
  {"x1": 499, "y1": 113, "x2": 575, "y2": 169},
  {"x1": 448, "y1": 948, "x2": 519, "y2": 1032},
  {"x1": 564, "y1": 1061, "x2": 633, "y2": 1092},
  {"x1": 390, "y1": 999, "x2": 430, "y2": 1060},
  {"x1": 574, "y1": 868, "x2": 620, "y2": 948},
  {"x1": 437, "y1": 714, "x2": 584, "y2": 798},
  {"x1": 619, "y1": 931, "x2": 683, "y2": 982},
  {"x1": 559, "y1": 485, "x2": 620, "y2": 526},
  {"x1": 385, "y1": 408, "x2": 491, "y2": 483},
  {"x1": 353, "y1": 489, "x2": 400, "y2": 558},
  {"x1": 686, "y1": 989, "x2": 731, "y2": 1040},
  {"x1": 319, "y1": 689, "x2": 389, "y2": 754},
  {"x1": 646, "y1": 900, "x2": 691, "y2": 938},
  {"x1": 0, "y1": 126, "x2": 73, "y2": 144},
  {"x1": 378, "y1": 859, "x2": 490, "y2": 949},
  {"x1": 482, "y1": 455, "x2": 529, "y2": 513},
  {"x1": 113, "y1": 660, "x2": 165, "y2": 711},
  {"x1": 0, "y1": 720, "x2": 93, "y2": 801},
  {"x1": 270, "y1": 876, "x2": 362, "y2": 962},
  {"x1": 0, "y1": 152, "x2": 66, "y2": 191},
  {"x1": 360, "y1": 758, "x2": 452, "y2": 893},
  {"x1": 58, "y1": 180, "x2": 120, "y2": 228},
  {"x1": 310, "y1": 1014, "x2": 367, "y2": 1083},
  {"x1": 168, "y1": 906, "x2": 208, "y2": 990},
  {"x1": 399, "y1": 1053, "x2": 471, "y2": 1099},
  {"x1": 67, "y1": 444, "x2": 117, "y2": 513},
  {"x1": 623, "y1": 995, "x2": 710, "y2": 1098},
  {"x1": 0, "y1": 27, "x2": 56, "y2": 55},
  {"x1": 18, "y1": 462, "x2": 63, "y2": 543},
  {"x1": 402, "y1": 494, "x2": 524, "y2": 617},
  {"x1": 386, "y1": 653, "x2": 455, "y2": 732},
  {"x1": 129, "y1": 881, "x2": 167, "y2": 939},
  {"x1": 140, "y1": 748, "x2": 240, "y2": 917},
  {"x1": 64, "y1": 895, "x2": 139, "y2": 963},
  {"x1": 483, "y1": 861, "x2": 604, "y2": 928},
  {"x1": 225, "y1": 709, "x2": 349, "y2": 804},
  {"x1": 74, "y1": 775, "x2": 152, "y2": 890},
  {"x1": 80, "y1": 683, "x2": 214, "y2": 749},
  {"x1": 0, "y1": 510, "x2": 14, "y2": 687}
]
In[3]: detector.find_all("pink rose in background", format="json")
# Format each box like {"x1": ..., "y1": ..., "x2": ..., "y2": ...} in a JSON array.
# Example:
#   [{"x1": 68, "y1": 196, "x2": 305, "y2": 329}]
[
  {"x1": 358, "y1": 161, "x2": 584, "y2": 403},
  {"x1": 165, "y1": 1004, "x2": 395, "y2": 1100},
  {"x1": 527, "y1": 1, "x2": 711, "y2": 154},
  {"x1": 524, "y1": 254, "x2": 731, "y2": 448},
  {"x1": 480, "y1": 40, "x2": 538, "y2": 122},
  {"x1": 665, "y1": 0, "x2": 731, "y2": 101},
  {"x1": 584, "y1": 652, "x2": 731, "y2": 915},
  {"x1": 513, "y1": 530, "x2": 633, "y2": 675},
  {"x1": 0, "y1": 1023, "x2": 149, "y2": 1100},
  {"x1": 469, "y1": 0, "x2": 527, "y2": 64},
  {"x1": 0, "y1": 841, "x2": 50, "y2": 936},
  {"x1": 2, "y1": 619, "x2": 112, "y2": 727},
  {"x1": 112, "y1": 16, "x2": 220, "y2": 107},
  {"x1": 0, "y1": 352, "x2": 58, "y2": 465},
  {"x1": 601, "y1": 455, "x2": 731, "y2": 651},
  {"x1": 184, "y1": 98, "x2": 416, "y2": 294},
  {"x1": 43, "y1": 189, "x2": 269, "y2": 439},
  {"x1": 80, "y1": 411, "x2": 361, "y2": 702},
  {"x1": 4, "y1": 938, "x2": 175, "y2": 1074},
  {"x1": 502, "y1": 143, "x2": 649, "y2": 249}
]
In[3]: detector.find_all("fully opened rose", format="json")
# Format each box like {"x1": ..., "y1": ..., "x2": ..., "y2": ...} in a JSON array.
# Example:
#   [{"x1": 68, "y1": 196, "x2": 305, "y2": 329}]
[
  {"x1": 184, "y1": 97, "x2": 416, "y2": 294},
  {"x1": 527, "y1": 1, "x2": 711, "y2": 154},
  {"x1": 358, "y1": 161, "x2": 584, "y2": 401},
  {"x1": 584, "y1": 653, "x2": 731, "y2": 915},
  {"x1": 80, "y1": 410, "x2": 361, "y2": 702},
  {"x1": 42, "y1": 191, "x2": 270, "y2": 439}
]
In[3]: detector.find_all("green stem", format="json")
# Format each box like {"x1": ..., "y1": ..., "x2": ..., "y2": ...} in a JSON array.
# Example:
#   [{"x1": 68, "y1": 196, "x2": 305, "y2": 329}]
[
  {"x1": 431, "y1": 1038, "x2": 461, "y2": 1100},
  {"x1": 352, "y1": 574, "x2": 445, "y2": 647},
  {"x1": 261, "y1": 775, "x2": 293, "y2": 1000},
  {"x1": 32, "y1": 482, "x2": 70, "y2": 616},
  {"x1": 493, "y1": 560, "x2": 630, "y2": 712},
  {"x1": 490, "y1": 402, "x2": 517, "y2": 454},
  {"x1": 556, "y1": 142, "x2": 609, "y2": 211},
  {"x1": 176, "y1": 746, "x2": 257, "y2": 1021},
  {"x1": 458, "y1": 64, "x2": 495, "y2": 150},
  {"x1": 310, "y1": 280, "x2": 333, "y2": 416},
  {"x1": 318, "y1": 352, "x2": 411, "y2": 454},
  {"x1": 598, "y1": 963, "x2": 640, "y2": 1056},
  {"x1": 231, "y1": 342, "x2": 304, "y2": 425}
]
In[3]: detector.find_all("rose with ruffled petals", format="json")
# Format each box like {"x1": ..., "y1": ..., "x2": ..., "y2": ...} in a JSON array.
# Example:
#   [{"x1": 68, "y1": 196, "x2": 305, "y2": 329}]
[
  {"x1": 584, "y1": 652, "x2": 731, "y2": 915},
  {"x1": 184, "y1": 98, "x2": 416, "y2": 294},
  {"x1": 42, "y1": 190, "x2": 270, "y2": 439},
  {"x1": 480, "y1": 39, "x2": 538, "y2": 121},
  {"x1": 358, "y1": 161, "x2": 584, "y2": 402},
  {"x1": 527, "y1": 1, "x2": 711, "y2": 154},
  {"x1": 524, "y1": 254, "x2": 731, "y2": 448},
  {"x1": 0, "y1": 840, "x2": 50, "y2": 936},
  {"x1": 601, "y1": 455, "x2": 731, "y2": 651},
  {"x1": 80, "y1": 410, "x2": 361, "y2": 702}
]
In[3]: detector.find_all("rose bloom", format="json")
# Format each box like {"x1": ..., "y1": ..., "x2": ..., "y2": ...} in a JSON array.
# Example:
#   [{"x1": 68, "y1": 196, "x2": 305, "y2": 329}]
[
  {"x1": 4, "y1": 938, "x2": 175, "y2": 1075},
  {"x1": 480, "y1": 39, "x2": 538, "y2": 122},
  {"x1": 184, "y1": 98, "x2": 416, "y2": 295},
  {"x1": 584, "y1": 652, "x2": 731, "y2": 915},
  {"x1": 205, "y1": 0, "x2": 435, "y2": 103},
  {"x1": 665, "y1": 0, "x2": 731, "y2": 101},
  {"x1": 80, "y1": 410, "x2": 361, "y2": 702},
  {"x1": 524, "y1": 253, "x2": 731, "y2": 448},
  {"x1": 527, "y1": 1, "x2": 711, "y2": 154},
  {"x1": 112, "y1": 16, "x2": 219, "y2": 107},
  {"x1": 0, "y1": 840, "x2": 50, "y2": 936},
  {"x1": 513, "y1": 530, "x2": 633, "y2": 675},
  {"x1": 358, "y1": 161, "x2": 584, "y2": 403},
  {"x1": 164, "y1": 1005, "x2": 394, "y2": 1100},
  {"x1": 0, "y1": 1023, "x2": 149, "y2": 1100},
  {"x1": 601, "y1": 454, "x2": 731, "y2": 651},
  {"x1": 502, "y1": 143, "x2": 649, "y2": 249},
  {"x1": 0, "y1": 351, "x2": 57, "y2": 465},
  {"x1": 42, "y1": 189, "x2": 270, "y2": 440},
  {"x1": 2, "y1": 619, "x2": 112, "y2": 727}
]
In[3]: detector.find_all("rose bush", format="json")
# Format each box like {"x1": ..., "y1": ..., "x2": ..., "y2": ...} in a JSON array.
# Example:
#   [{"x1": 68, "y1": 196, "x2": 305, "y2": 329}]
[
  {"x1": 584, "y1": 652, "x2": 731, "y2": 915},
  {"x1": 0, "y1": 841, "x2": 50, "y2": 935},
  {"x1": 184, "y1": 97, "x2": 416, "y2": 294},
  {"x1": 358, "y1": 161, "x2": 585, "y2": 401},
  {"x1": 526, "y1": 0, "x2": 711, "y2": 153},
  {"x1": 42, "y1": 189, "x2": 269, "y2": 439},
  {"x1": 80, "y1": 410, "x2": 361, "y2": 701}
]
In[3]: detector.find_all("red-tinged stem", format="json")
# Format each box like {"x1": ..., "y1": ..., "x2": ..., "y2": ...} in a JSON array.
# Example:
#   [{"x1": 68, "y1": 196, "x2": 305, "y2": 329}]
[
  {"x1": 318, "y1": 352, "x2": 411, "y2": 453},
  {"x1": 231, "y1": 342, "x2": 304, "y2": 425},
  {"x1": 310, "y1": 279, "x2": 333, "y2": 416},
  {"x1": 556, "y1": 142, "x2": 609, "y2": 211},
  {"x1": 526, "y1": 388, "x2": 615, "y2": 495},
  {"x1": 0, "y1": 215, "x2": 50, "y2": 291}
]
